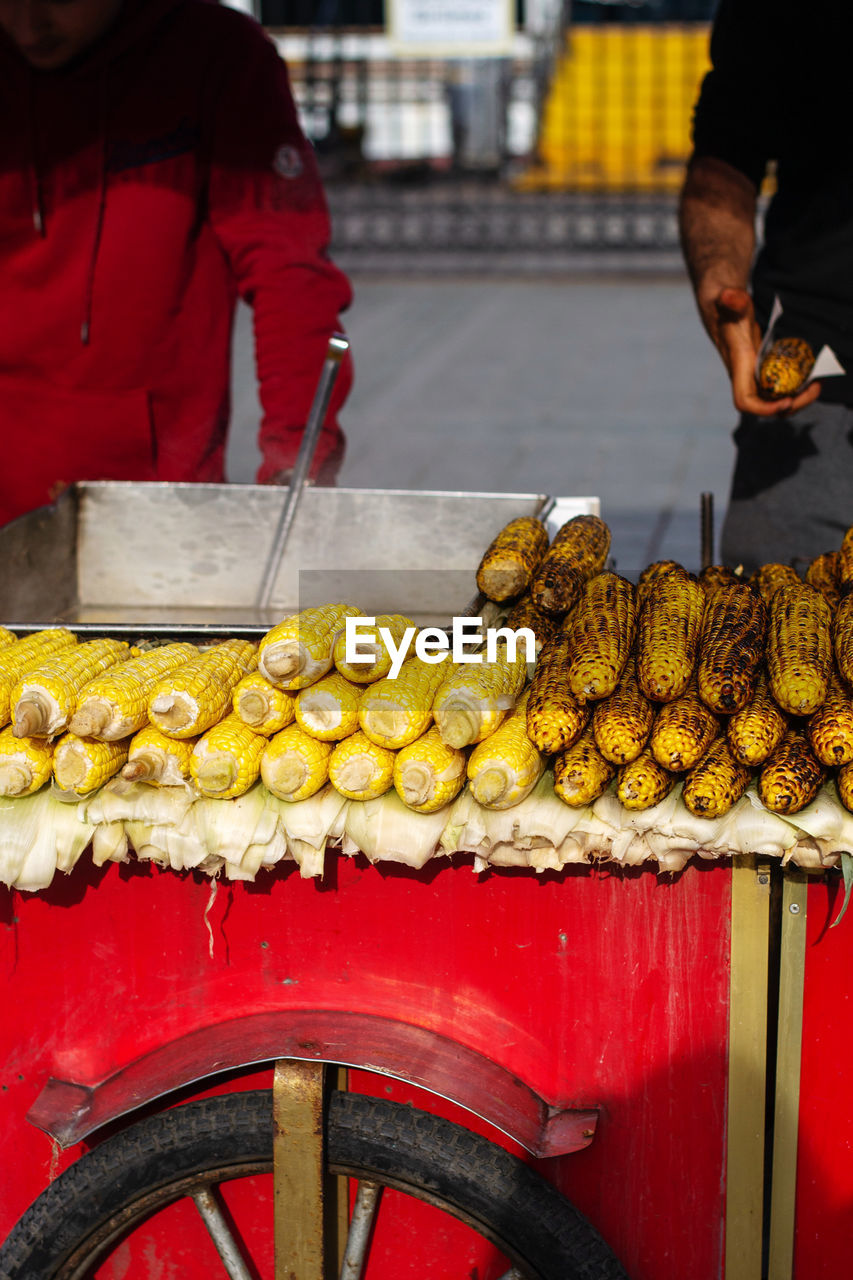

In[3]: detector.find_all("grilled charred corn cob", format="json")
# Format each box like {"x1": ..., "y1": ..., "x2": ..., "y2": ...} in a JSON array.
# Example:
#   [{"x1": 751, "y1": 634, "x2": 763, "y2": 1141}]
[
  {"x1": 190, "y1": 713, "x2": 268, "y2": 798},
  {"x1": 616, "y1": 748, "x2": 675, "y2": 811},
  {"x1": 682, "y1": 738, "x2": 752, "y2": 818},
  {"x1": 592, "y1": 658, "x2": 655, "y2": 764},
  {"x1": 526, "y1": 628, "x2": 589, "y2": 754},
  {"x1": 468, "y1": 691, "x2": 545, "y2": 809},
  {"x1": 759, "y1": 730, "x2": 826, "y2": 814},
  {"x1": 833, "y1": 593, "x2": 853, "y2": 685},
  {"x1": 12, "y1": 638, "x2": 131, "y2": 738},
  {"x1": 530, "y1": 514, "x2": 610, "y2": 617},
  {"x1": 757, "y1": 337, "x2": 814, "y2": 400},
  {"x1": 333, "y1": 614, "x2": 416, "y2": 684},
  {"x1": 697, "y1": 583, "x2": 767, "y2": 713},
  {"x1": 838, "y1": 526, "x2": 853, "y2": 596},
  {"x1": 0, "y1": 629, "x2": 77, "y2": 726},
  {"x1": 636, "y1": 560, "x2": 690, "y2": 610},
  {"x1": 260, "y1": 723, "x2": 333, "y2": 802},
  {"x1": 53, "y1": 734, "x2": 130, "y2": 795},
  {"x1": 636, "y1": 571, "x2": 705, "y2": 702},
  {"x1": 698, "y1": 564, "x2": 740, "y2": 597},
  {"x1": 0, "y1": 725, "x2": 54, "y2": 796},
  {"x1": 328, "y1": 730, "x2": 395, "y2": 801},
  {"x1": 476, "y1": 516, "x2": 549, "y2": 602},
  {"x1": 259, "y1": 604, "x2": 362, "y2": 690},
  {"x1": 567, "y1": 573, "x2": 637, "y2": 701},
  {"x1": 726, "y1": 671, "x2": 788, "y2": 767},
  {"x1": 295, "y1": 672, "x2": 363, "y2": 741},
  {"x1": 148, "y1": 639, "x2": 257, "y2": 739},
  {"x1": 553, "y1": 725, "x2": 616, "y2": 807},
  {"x1": 836, "y1": 762, "x2": 853, "y2": 813},
  {"x1": 807, "y1": 667, "x2": 853, "y2": 766},
  {"x1": 358, "y1": 653, "x2": 450, "y2": 749},
  {"x1": 767, "y1": 582, "x2": 832, "y2": 716},
  {"x1": 69, "y1": 642, "x2": 198, "y2": 740},
  {"x1": 232, "y1": 671, "x2": 296, "y2": 736},
  {"x1": 393, "y1": 726, "x2": 466, "y2": 813},
  {"x1": 806, "y1": 550, "x2": 841, "y2": 610},
  {"x1": 433, "y1": 644, "x2": 526, "y2": 748},
  {"x1": 750, "y1": 562, "x2": 802, "y2": 606},
  {"x1": 122, "y1": 724, "x2": 198, "y2": 785},
  {"x1": 651, "y1": 684, "x2": 720, "y2": 772},
  {"x1": 503, "y1": 596, "x2": 559, "y2": 651}
]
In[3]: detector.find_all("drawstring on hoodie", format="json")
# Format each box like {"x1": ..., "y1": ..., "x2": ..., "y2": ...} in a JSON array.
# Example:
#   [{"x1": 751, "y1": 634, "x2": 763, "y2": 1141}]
[
  {"x1": 81, "y1": 68, "x2": 109, "y2": 346},
  {"x1": 27, "y1": 75, "x2": 45, "y2": 236}
]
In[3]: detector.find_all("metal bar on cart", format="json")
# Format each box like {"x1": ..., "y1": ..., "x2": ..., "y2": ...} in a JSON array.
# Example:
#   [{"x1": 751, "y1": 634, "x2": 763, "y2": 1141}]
[
  {"x1": 256, "y1": 334, "x2": 350, "y2": 612},
  {"x1": 273, "y1": 1058, "x2": 338, "y2": 1280}
]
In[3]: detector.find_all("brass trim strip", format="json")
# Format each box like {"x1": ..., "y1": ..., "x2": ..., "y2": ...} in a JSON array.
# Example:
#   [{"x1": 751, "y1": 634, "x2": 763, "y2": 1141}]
[
  {"x1": 725, "y1": 855, "x2": 771, "y2": 1280},
  {"x1": 273, "y1": 1059, "x2": 328, "y2": 1280},
  {"x1": 767, "y1": 870, "x2": 808, "y2": 1280}
]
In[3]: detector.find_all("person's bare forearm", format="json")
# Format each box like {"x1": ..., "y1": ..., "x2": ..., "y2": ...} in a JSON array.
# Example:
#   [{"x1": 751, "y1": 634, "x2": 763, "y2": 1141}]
[{"x1": 679, "y1": 154, "x2": 756, "y2": 337}]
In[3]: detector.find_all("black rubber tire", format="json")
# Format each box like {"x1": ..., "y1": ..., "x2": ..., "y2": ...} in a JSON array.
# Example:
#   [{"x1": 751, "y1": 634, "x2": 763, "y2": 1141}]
[{"x1": 0, "y1": 1090, "x2": 628, "y2": 1280}]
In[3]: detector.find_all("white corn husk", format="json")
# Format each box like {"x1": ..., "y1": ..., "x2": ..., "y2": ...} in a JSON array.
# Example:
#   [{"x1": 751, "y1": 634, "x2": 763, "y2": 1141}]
[
  {"x1": 439, "y1": 788, "x2": 490, "y2": 860},
  {"x1": 263, "y1": 784, "x2": 347, "y2": 878},
  {"x1": 0, "y1": 791, "x2": 95, "y2": 890},
  {"x1": 93, "y1": 821, "x2": 129, "y2": 866},
  {"x1": 192, "y1": 783, "x2": 277, "y2": 875},
  {"x1": 342, "y1": 790, "x2": 449, "y2": 869},
  {"x1": 84, "y1": 778, "x2": 194, "y2": 828},
  {"x1": 472, "y1": 772, "x2": 589, "y2": 869}
]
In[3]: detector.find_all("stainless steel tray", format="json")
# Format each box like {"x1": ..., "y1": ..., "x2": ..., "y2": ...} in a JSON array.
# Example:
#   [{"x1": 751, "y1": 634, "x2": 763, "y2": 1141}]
[{"x1": 0, "y1": 482, "x2": 599, "y2": 633}]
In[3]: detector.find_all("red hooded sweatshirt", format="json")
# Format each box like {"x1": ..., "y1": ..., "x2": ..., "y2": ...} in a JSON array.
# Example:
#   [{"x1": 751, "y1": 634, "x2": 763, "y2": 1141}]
[{"x1": 0, "y1": 0, "x2": 353, "y2": 526}]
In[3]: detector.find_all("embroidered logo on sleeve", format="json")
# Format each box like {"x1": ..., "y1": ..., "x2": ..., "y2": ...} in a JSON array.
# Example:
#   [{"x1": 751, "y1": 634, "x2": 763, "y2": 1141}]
[{"x1": 273, "y1": 144, "x2": 304, "y2": 179}]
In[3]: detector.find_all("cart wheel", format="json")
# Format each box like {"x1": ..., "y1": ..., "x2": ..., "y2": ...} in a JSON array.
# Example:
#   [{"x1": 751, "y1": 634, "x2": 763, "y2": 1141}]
[{"x1": 0, "y1": 1090, "x2": 628, "y2": 1280}]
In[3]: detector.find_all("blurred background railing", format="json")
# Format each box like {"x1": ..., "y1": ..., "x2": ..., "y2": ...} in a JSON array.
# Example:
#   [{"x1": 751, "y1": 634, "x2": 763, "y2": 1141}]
[{"x1": 253, "y1": 1, "x2": 717, "y2": 269}]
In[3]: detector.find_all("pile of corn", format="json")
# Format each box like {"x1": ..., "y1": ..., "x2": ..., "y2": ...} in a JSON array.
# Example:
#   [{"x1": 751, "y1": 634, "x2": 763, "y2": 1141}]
[{"x1": 1, "y1": 512, "x2": 853, "y2": 888}]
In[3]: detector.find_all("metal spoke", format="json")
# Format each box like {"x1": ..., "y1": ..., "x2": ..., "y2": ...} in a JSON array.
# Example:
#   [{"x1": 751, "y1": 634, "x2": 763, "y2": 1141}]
[
  {"x1": 192, "y1": 1186, "x2": 255, "y2": 1280},
  {"x1": 339, "y1": 1180, "x2": 382, "y2": 1280}
]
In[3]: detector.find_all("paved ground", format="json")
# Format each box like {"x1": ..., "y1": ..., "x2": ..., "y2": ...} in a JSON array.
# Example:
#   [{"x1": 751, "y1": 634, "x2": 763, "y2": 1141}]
[{"x1": 227, "y1": 272, "x2": 736, "y2": 576}]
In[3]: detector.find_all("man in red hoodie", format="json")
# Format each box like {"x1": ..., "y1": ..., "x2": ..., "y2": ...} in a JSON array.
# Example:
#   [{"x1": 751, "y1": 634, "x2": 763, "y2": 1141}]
[{"x1": 0, "y1": 0, "x2": 353, "y2": 527}]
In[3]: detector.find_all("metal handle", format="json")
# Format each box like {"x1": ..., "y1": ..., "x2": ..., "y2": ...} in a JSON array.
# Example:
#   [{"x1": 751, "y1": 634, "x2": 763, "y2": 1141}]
[{"x1": 255, "y1": 333, "x2": 350, "y2": 611}]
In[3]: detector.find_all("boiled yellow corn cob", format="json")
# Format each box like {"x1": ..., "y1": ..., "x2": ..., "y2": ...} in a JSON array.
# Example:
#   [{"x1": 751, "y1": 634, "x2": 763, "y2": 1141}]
[
  {"x1": 258, "y1": 603, "x2": 362, "y2": 690},
  {"x1": 0, "y1": 629, "x2": 77, "y2": 726},
  {"x1": 837, "y1": 525, "x2": 853, "y2": 594},
  {"x1": 232, "y1": 671, "x2": 296, "y2": 736},
  {"x1": 122, "y1": 724, "x2": 198, "y2": 785},
  {"x1": 328, "y1": 730, "x2": 395, "y2": 801},
  {"x1": 698, "y1": 564, "x2": 740, "y2": 597},
  {"x1": 636, "y1": 571, "x2": 705, "y2": 702},
  {"x1": 758, "y1": 730, "x2": 826, "y2": 815},
  {"x1": 836, "y1": 761, "x2": 853, "y2": 813},
  {"x1": 592, "y1": 658, "x2": 655, "y2": 764},
  {"x1": 433, "y1": 645, "x2": 527, "y2": 748},
  {"x1": 697, "y1": 583, "x2": 767, "y2": 713},
  {"x1": 530, "y1": 514, "x2": 610, "y2": 617},
  {"x1": 832, "y1": 593, "x2": 853, "y2": 686},
  {"x1": 807, "y1": 667, "x2": 853, "y2": 767},
  {"x1": 260, "y1": 723, "x2": 333, "y2": 802},
  {"x1": 682, "y1": 738, "x2": 752, "y2": 819},
  {"x1": 69, "y1": 642, "x2": 198, "y2": 740},
  {"x1": 805, "y1": 550, "x2": 841, "y2": 610},
  {"x1": 467, "y1": 691, "x2": 545, "y2": 809},
  {"x1": 0, "y1": 725, "x2": 54, "y2": 796},
  {"x1": 651, "y1": 684, "x2": 720, "y2": 772},
  {"x1": 503, "y1": 596, "x2": 558, "y2": 651},
  {"x1": 393, "y1": 726, "x2": 466, "y2": 813},
  {"x1": 767, "y1": 582, "x2": 832, "y2": 716},
  {"x1": 358, "y1": 652, "x2": 450, "y2": 749},
  {"x1": 333, "y1": 614, "x2": 416, "y2": 684},
  {"x1": 476, "y1": 516, "x2": 549, "y2": 602},
  {"x1": 190, "y1": 713, "x2": 267, "y2": 799},
  {"x1": 636, "y1": 560, "x2": 690, "y2": 610},
  {"x1": 0, "y1": 628, "x2": 17, "y2": 650},
  {"x1": 53, "y1": 734, "x2": 130, "y2": 795},
  {"x1": 726, "y1": 671, "x2": 788, "y2": 767},
  {"x1": 12, "y1": 638, "x2": 131, "y2": 738},
  {"x1": 749, "y1": 562, "x2": 802, "y2": 606},
  {"x1": 553, "y1": 725, "x2": 616, "y2": 807},
  {"x1": 566, "y1": 572, "x2": 637, "y2": 701},
  {"x1": 295, "y1": 671, "x2": 363, "y2": 741},
  {"x1": 616, "y1": 749, "x2": 675, "y2": 811},
  {"x1": 525, "y1": 627, "x2": 589, "y2": 754},
  {"x1": 148, "y1": 639, "x2": 257, "y2": 738}
]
